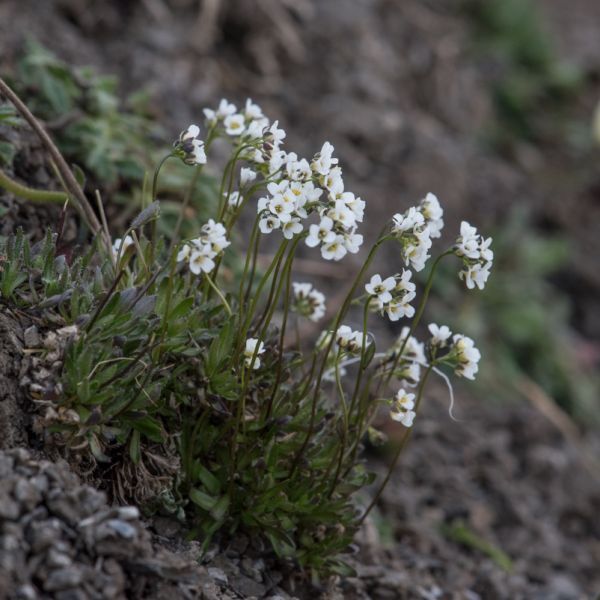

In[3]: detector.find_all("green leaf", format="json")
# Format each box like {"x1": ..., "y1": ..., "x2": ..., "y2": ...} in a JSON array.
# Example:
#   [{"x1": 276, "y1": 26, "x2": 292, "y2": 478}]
[
  {"x1": 206, "y1": 320, "x2": 234, "y2": 375},
  {"x1": 209, "y1": 495, "x2": 230, "y2": 521},
  {"x1": 0, "y1": 141, "x2": 16, "y2": 166},
  {"x1": 131, "y1": 416, "x2": 163, "y2": 442},
  {"x1": 129, "y1": 429, "x2": 141, "y2": 464},
  {"x1": 189, "y1": 488, "x2": 218, "y2": 511},
  {"x1": 197, "y1": 464, "x2": 221, "y2": 495}
]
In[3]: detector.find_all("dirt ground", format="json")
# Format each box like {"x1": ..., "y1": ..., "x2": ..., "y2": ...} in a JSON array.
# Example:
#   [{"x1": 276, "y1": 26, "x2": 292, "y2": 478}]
[{"x1": 1, "y1": 0, "x2": 600, "y2": 598}]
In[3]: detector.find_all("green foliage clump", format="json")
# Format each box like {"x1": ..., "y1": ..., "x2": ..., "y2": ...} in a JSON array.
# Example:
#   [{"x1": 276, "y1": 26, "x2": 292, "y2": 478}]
[{"x1": 0, "y1": 92, "x2": 492, "y2": 575}]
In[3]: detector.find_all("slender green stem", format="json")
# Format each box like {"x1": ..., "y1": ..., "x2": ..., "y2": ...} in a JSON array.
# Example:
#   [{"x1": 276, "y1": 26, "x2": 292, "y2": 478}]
[
  {"x1": 237, "y1": 215, "x2": 261, "y2": 321},
  {"x1": 264, "y1": 239, "x2": 298, "y2": 419},
  {"x1": 0, "y1": 168, "x2": 68, "y2": 203},
  {"x1": 359, "y1": 365, "x2": 432, "y2": 524},
  {"x1": 327, "y1": 296, "x2": 372, "y2": 496},
  {"x1": 289, "y1": 231, "x2": 390, "y2": 477},
  {"x1": 204, "y1": 272, "x2": 232, "y2": 316}
]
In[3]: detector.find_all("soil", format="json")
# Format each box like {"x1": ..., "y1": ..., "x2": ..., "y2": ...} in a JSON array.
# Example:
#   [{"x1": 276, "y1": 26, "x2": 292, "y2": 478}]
[{"x1": 1, "y1": 0, "x2": 600, "y2": 598}]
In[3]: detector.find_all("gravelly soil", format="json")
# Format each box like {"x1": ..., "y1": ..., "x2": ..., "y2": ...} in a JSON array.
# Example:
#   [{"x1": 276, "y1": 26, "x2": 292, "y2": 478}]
[{"x1": 1, "y1": 1, "x2": 600, "y2": 598}]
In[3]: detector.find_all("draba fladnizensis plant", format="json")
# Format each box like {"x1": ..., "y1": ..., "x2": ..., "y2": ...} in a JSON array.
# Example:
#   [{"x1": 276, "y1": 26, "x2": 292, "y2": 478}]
[{"x1": 1, "y1": 97, "x2": 493, "y2": 575}]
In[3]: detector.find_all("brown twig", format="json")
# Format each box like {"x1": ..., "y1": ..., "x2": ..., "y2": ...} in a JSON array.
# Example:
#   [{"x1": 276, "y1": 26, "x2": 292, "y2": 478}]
[{"x1": 0, "y1": 77, "x2": 107, "y2": 250}]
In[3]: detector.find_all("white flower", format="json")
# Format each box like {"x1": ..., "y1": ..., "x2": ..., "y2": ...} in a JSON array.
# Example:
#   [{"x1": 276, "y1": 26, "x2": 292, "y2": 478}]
[
  {"x1": 391, "y1": 388, "x2": 416, "y2": 426},
  {"x1": 321, "y1": 234, "x2": 347, "y2": 261},
  {"x1": 335, "y1": 325, "x2": 369, "y2": 354},
  {"x1": 327, "y1": 200, "x2": 356, "y2": 228},
  {"x1": 292, "y1": 282, "x2": 326, "y2": 322},
  {"x1": 176, "y1": 124, "x2": 206, "y2": 165},
  {"x1": 392, "y1": 207, "x2": 425, "y2": 234},
  {"x1": 268, "y1": 194, "x2": 294, "y2": 223},
  {"x1": 224, "y1": 113, "x2": 246, "y2": 136},
  {"x1": 454, "y1": 222, "x2": 493, "y2": 290},
  {"x1": 244, "y1": 98, "x2": 263, "y2": 120},
  {"x1": 311, "y1": 141, "x2": 338, "y2": 176},
  {"x1": 240, "y1": 168, "x2": 257, "y2": 186},
  {"x1": 451, "y1": 334, "x2": 481, "y2": 380},
  {"x1": 305, "y1": 217, "x2": 335, "y2": 248},
  {"x1": 365, "y1": 274, "x2": 396, "y2": 304},
  {"x1": 189, "y1": 245, "x2": 216, "y2": 275},
  {"x1": 428, "y1": 323, "x2": 452, "y2": 346},
  {"x1": 324, "y1": 167, "x2": 344, "y2": 197},
  {"x1": 244, "y1": 338, "x2": 265, "y2": 369},
  {"x1": 259, "y1": 215, "x2": 281, "y2": 234},
  {"x1": 203, "y1": 99, "x2": 237, "y2": 124},
  {"x1": 419, "y1": 193, "x2": 444, "y2": 238},
  {"x1": 391, "y1": 408, "x2": 416, "y2": 427},
  {"x1": 343, "y1": 231, "x2": 363, "y2": 254},
  {"x1": 176, "y1": 243, "x2": 191, "y2": 263},
  {"x1": 112, "y1": 235, "x2": 134, "y2": 258},
  {"x1": 396, "y1": 327, "x2": 426, "y2": 364},
  {"x1": 336, "y1": 325, "x2": 355, "y2": 349},
  {"x1": 267, "y1": 120, "x2": 286, "y2": 147},
  {"x1": 226, "y1": 191, "x2": 242, "y2": 208},
  {"x1": 455, "y1": 221, "x2": 481, "y2": 260},
  {"x1": 385, "y1": 299, "x2": 415, "y2": 321},
  {"x1": 394, "y1": 388, "x2": 415, "y2": 411},
  {"x1": 460, "y1": 261, "x2": 492, "y2": 290},
  {"x1": 246, "y1": 119, "x2": 268, "y2": 140},
  {"x1": 282, "y1": 217, "x2": 303, "y2": 239}
]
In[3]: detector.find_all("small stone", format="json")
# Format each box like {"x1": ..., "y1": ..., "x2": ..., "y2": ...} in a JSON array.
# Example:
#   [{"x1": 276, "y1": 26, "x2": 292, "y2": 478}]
[
  {"x1": 47, "y1": 549, "x2": 72, "y2": 568},
  {"x1": 207, "y1": 567, "x2": 228, "y2": 585},
  {"x1": 23, "y1": 326, "x2": 41, "y2": 348},
  {"x1": 44, "y1": 566, "x2": 83, "y2": 591},
  {"x1": 106, "y1": 519, "x2": 137, "y2": 540},
  {"x1": 229, "y1": 574, "x2": 267, "y2": 598},
  {"x1": 15, "y1": 584, "x2": 38, "y2": 600},
  {"x1": 14, "y1": 479, "x2": 42, "y2": 510}
]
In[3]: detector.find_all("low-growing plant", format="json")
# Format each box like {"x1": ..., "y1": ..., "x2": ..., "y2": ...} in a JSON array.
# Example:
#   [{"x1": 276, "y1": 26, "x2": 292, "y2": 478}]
[{"x1": 0, "y1": 87, "x2": 494, "y2": 574}]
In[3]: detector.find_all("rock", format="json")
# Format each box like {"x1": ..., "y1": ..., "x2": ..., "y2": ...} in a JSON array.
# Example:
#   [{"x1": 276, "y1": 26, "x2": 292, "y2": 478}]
[
  {"x1": 44, "y1": 566, "x2": 84, "y2": 591},
  {"x1": 23, "y1": 326, "x2": 40, "y2": 348},
  {"x1": 207, "y1": 566, "x2": 228, "y2": 585},
  {"x1": 229, "y1": 573, "x2": 267, "y2": 598}
]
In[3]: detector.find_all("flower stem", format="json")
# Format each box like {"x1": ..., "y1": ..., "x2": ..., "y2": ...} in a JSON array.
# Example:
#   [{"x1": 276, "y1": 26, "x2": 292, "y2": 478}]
[{"x1": 359, "y1": 365, "x2": 432, "y2": 524}]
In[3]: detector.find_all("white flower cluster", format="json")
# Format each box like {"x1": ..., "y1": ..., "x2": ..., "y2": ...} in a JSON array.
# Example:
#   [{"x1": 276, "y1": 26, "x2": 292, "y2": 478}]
[
  {"x1": 244, "y1": 337, "x2": 265, "y2": 370},
  {"x1": 390, "y1": 388, "x2": 416, "y2": 427},
  {"x1": 176, "y1": 219, "x2": 230, "y2": 275},
  {"x1": 291, "y1": 282, "x2": 326, "y2": 322},
  {"x1": 175, "y1": 124, "x2": 207, "y2": 166},
  {"x1": 391, "y1": 193, "x2": 444, "y2": 272},
  {"x1": 202, "y1": 98, "x2": 365, "y2": 261},
  {"x1": 450, "y1": 334, "x2": 481, "y2": 380},
  {"x1": 335, "y1": 325, "x2": 370, "y2": 355},
  {"x1": 111, "y1": 235, "x2": 134, "y2": 259},
  {"x1": 454, "y1": 221, "x2": 493, "y2": 290},
  {"x1": 427, "y1": 323, "x2": 480, "y2": 380},
  {"x1": 365, "y1": 270, "x2": 416, "y2": 322}
]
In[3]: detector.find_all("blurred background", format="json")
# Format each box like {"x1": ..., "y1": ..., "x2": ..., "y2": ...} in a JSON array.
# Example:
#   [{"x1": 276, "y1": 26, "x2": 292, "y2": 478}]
[{"x1": 1, "y1": 0, "x2": 600, "y2": 595}]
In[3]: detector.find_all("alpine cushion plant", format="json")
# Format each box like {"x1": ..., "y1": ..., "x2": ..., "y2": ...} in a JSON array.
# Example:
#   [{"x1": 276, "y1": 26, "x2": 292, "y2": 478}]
[{"x1": 0, "y1": 85, "x2": 493, "y2": 575}]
